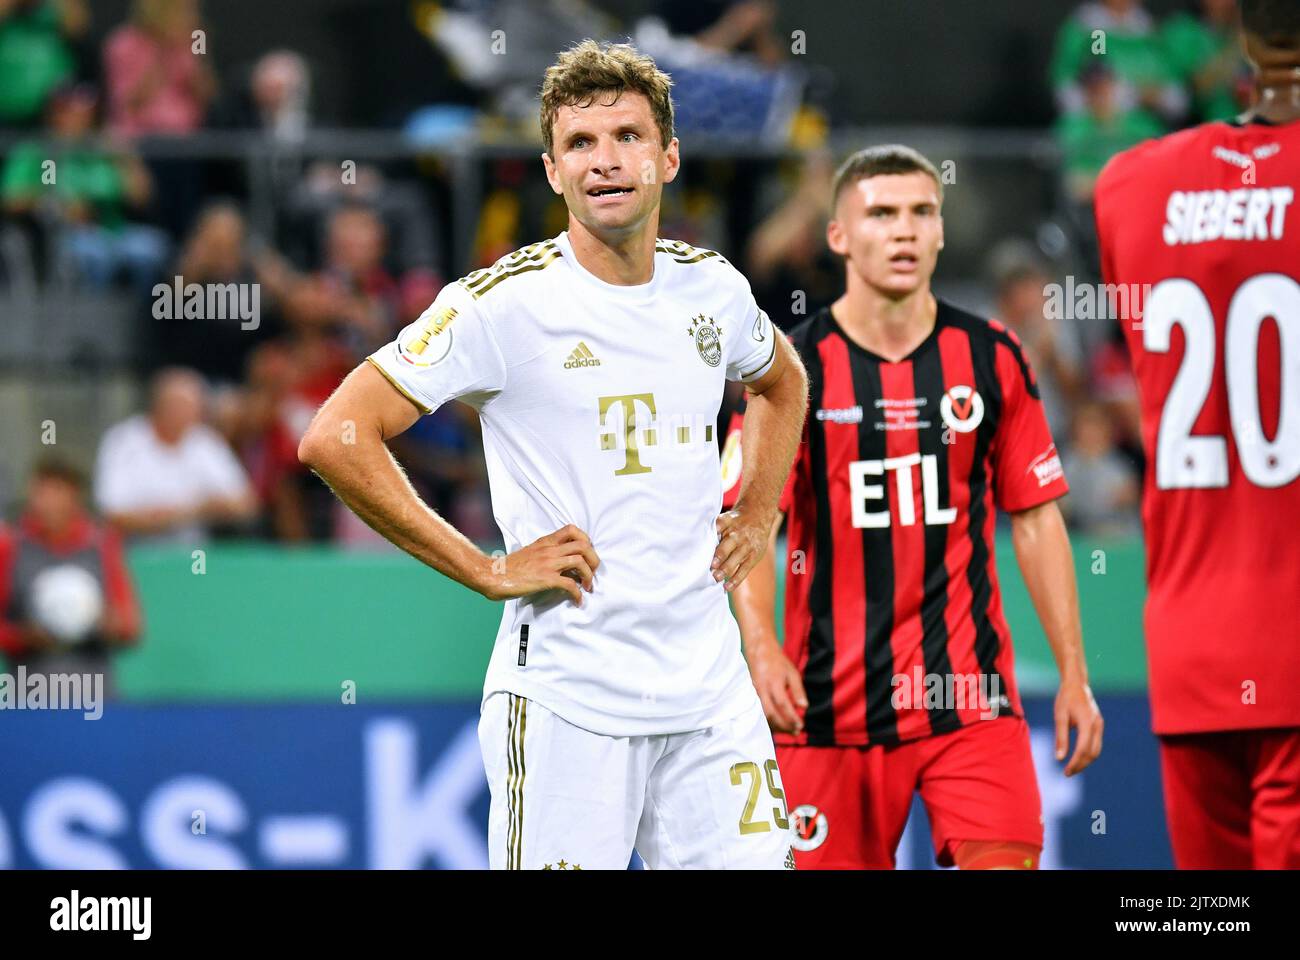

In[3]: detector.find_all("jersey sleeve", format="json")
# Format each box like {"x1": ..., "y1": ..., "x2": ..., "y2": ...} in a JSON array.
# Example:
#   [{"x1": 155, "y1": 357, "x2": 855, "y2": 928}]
[
  {"x1": 719, "y1": 401, "x2": 799, "y2": 513},
  {"x1": 724, "y1": 280, "x2": 777, "y2": 383},
  {"x1": 366, "y1": 281, "x2": 507, "y2": 414},
  {"x1": 991, "y1": 336, "x2": 1069, "y2": 512}
]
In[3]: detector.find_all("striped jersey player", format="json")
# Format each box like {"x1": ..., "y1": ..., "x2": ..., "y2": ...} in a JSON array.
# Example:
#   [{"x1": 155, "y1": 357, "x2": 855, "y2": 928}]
[
  {"x1": 726, "y1": 145, "x2": 1103, "y2": 870},
  {"x1": 726, "y1": 301, "x2": 1066, "y2": 747}
]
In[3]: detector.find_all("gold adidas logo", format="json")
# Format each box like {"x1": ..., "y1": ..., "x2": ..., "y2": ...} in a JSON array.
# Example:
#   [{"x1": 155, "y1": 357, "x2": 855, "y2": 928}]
[{"x1": 564, "y1": 341, "x2": 601, "y2": 369}]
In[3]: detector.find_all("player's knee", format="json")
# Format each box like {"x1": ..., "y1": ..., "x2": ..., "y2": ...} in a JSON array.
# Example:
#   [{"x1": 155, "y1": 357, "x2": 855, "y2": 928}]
[{"x1": 953, "y1": 839, "x2": 1040, "y2": 870}]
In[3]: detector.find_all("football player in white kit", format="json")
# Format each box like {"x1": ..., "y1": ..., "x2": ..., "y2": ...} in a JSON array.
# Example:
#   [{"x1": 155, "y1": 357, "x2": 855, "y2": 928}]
[{"x1": 298, "y1": 39, "x2": 808, "y2": 869}]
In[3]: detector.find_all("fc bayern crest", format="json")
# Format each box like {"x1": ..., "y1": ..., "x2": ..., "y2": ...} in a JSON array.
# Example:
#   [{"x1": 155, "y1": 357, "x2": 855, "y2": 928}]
[{"x1": 688, "y1": 314, "x2": 722, "y2": 367}]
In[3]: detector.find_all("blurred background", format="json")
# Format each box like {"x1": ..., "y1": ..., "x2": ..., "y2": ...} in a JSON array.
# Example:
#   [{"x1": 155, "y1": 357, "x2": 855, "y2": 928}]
[{"x1": 0, "y1": 0, "x2": 1253, "y2": 868}]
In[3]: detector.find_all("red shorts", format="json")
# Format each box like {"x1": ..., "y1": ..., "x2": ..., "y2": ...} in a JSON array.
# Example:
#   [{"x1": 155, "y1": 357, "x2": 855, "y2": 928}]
[
  {"x1": 1158, "y1": 728, "x2": 1300, "y2": 869},
  {"x1": 778, "y1": 716, "x2": 1043, "y2": 869}
]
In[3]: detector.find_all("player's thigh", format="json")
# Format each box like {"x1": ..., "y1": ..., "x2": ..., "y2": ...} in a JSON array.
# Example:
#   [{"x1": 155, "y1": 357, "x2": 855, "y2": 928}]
[
  {"x1": 479, "y1": 692, "x2": 646, "y2": 870},
  {"x1": 1249, "y1": 728, "x2": 1300, "y2": 869},
  {"x1": 1158, "y1": 732, "x2": 1252, "y2": 869},
  {"x1": 780, "y1": 744, "x2": 895, "y2": 869},
  {"x1": 917, "y1": 717, "x2": 1043, "y2": 868},
  {"x1": 637, "y1": 699, "x2": 793, "y2": 870}
]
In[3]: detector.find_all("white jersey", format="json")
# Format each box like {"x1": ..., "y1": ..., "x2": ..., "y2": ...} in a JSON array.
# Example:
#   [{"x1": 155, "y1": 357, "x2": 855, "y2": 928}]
[{"x1": 367, "y1": 231, "x2": 777, "y2": 736}]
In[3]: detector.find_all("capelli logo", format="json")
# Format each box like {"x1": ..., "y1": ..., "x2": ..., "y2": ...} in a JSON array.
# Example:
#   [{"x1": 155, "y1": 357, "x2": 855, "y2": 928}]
[
  {"x1": 815, "y1": 405, "x2": 863, "y2": 425},
  {"x1": 50, "y1": 890, "x2": 151, "y2": 940}
]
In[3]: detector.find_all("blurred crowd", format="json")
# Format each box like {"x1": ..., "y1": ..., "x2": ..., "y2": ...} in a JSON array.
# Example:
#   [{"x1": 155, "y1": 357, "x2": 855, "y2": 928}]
[
  {"x1": 0, "y1": 0, "x2": 812, "y2": 550},
  {"x1": 1052, "y1": 0, "x2": 1249, "y2": 247},
  {"x1": 0, "y1": 0, "x2": 485, "y2": 545},
  {"x1": 1042, "y1": 0, "x2": 1247, "y2": 533},
  {"x1": 0, "y1": 0, "x2": 1256, "y2": 557}
]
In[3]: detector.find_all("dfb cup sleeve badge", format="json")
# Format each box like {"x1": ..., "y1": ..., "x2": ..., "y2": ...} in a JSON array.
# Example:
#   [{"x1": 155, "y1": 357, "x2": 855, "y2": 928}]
[
  {"x1": 790, "y1": 803, "x2": 829, "y2": 852},
  {"x1": 688, "y1": 314, "x2": 723, "y2": 367},
  {"x1": 939, "y1": 384, "x2": 984, "y2": 433},
  {"x1": 398, "y1": 305, "x2": 458, "y2": 367}
]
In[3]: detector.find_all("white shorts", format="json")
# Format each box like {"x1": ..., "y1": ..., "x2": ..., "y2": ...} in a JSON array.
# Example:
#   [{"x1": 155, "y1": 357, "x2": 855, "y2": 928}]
[{"x1": 479, "y1": 691, "x2": 796, "y2": 870}]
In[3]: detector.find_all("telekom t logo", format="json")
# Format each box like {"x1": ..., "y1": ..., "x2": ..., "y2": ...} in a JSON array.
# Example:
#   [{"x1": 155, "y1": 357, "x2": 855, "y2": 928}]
[
  {"x1": 849, "y1": 454, "x2": 956, "y2": 528},
  {"x1": 599, "y1": 393, "x2": 657, "y2": 476}
]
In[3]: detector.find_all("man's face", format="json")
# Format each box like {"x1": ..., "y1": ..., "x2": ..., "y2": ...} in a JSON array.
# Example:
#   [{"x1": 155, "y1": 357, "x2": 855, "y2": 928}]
[
  {"x1": 542, "y1": 90, "x2": 679, "y2": 239},
  {"x1": 152, "y1": 378, "x2": 204, "y2": 443},
  {"x1": 51, "y1": 96, "x2": 96, "y2": 136},
  {"x1": 252, "y1": 54, "x2": 304, "y2": 113},
  {"x1": 27, "y1": 477, "x2": 80, "y2": 531},
  {"x1": 1084, "y1": 72, "x2": 1118, "y2": 117},
  {"x1": 828, "y1": 172, "x2": 944, "y2": 300},
  {"x1": 999, "y1": 276, "x2": 1050, "y2": 329},
  {"x1": 328, "y1": 209, "x2": 385, "y2": 275}
]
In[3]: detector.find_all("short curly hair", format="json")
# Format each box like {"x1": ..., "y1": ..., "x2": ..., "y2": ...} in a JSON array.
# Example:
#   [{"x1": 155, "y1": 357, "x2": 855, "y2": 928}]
[{"x1": 540, "y1": 39, "x2": 674, "y2": 157}]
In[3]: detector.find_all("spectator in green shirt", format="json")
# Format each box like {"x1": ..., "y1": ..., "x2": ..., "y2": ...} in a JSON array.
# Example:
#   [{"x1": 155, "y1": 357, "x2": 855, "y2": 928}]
[
  {"x1": 0, "y1": 0, "x2": 88, "y2": 129},
  {"x1": 1, "y1": 83, "x2": 168, "y2": 294},
  {"x1": 1162, "y1": 0, "x2": 1252, "y2": 122},
  {"x1": 1050, "y1": 0, "x2": 1187, "y2": 125},
  {"x1": 1056, "y1": 62, "x2": 1165, "y2": 204}
]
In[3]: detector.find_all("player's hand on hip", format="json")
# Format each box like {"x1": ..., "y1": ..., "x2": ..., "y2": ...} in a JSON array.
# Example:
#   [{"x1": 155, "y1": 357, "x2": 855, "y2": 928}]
[
  {"x1": 1055, "y1": 678, "x2": 1103, "y2": 776},
  {"x1": 483, "y1": 524, "x2": 600, "y2": 606},
  {"x1": 713, "y1": 507, "x2": 772, "y2": 591},
  {"x1": 746, "y1": 637, "x2": 807, "y2": 735}
]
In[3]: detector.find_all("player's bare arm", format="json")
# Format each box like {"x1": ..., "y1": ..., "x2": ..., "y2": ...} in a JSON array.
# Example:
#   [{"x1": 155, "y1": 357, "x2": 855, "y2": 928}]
[
  {"x1": 731, "y1": 510, "x2": 807, "y2": 734},
  {"x1": 1009, "y1": 499, "x2": 1103, "y2": 776},
  {"x1": 298, "y1": 361, "x2": 599, "y2": 606},
  {"x1": 713, "y1": 333, "x2": 807, "y2": 591}
]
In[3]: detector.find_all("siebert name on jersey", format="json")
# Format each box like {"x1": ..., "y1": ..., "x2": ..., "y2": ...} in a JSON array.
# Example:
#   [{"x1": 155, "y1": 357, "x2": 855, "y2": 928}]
[{"x1": 1162, "y1": 186, "x2": 1293, "y2": 245}]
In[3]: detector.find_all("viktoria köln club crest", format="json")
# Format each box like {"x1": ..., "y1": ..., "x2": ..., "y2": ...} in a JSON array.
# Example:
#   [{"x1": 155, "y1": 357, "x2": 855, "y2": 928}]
[
  {"x1": 939, "y1": 384, "x2": 985, "y2": 433},
  {"x1": 688, "y1": 314, "x2": 722, "y2": 367},
  {"x1": 790, "y1": 804, "x2": 829, "y2": 852}
]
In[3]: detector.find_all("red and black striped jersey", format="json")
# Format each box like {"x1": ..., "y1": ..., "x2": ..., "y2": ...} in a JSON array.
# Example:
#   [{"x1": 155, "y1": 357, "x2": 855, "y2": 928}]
[{"x1": 722, "y1": 301, "x2": 1069, "y2": 747}]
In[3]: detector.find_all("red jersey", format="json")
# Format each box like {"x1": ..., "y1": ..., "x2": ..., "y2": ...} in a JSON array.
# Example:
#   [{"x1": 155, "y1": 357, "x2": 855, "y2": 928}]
[
  {"x1": 0, "y1": 514, "x2": 142, "y2": 655},
  {"x1": 723, "y1": 302, "x2": 1068, "y2": 747},
  {"x1": 1095, "y1": 118, "x2": 1300, "y2": 736}
]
